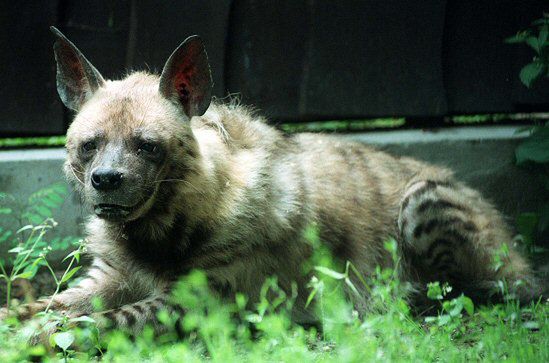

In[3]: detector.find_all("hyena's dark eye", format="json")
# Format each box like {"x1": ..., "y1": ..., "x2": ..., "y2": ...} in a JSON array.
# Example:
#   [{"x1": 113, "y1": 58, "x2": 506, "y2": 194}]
[
  {"x1": 81, "y1": 141, "x2": 97, "y2": 153},
  {"x1": 138, "y1": 142, "x2": 159, "y2": 154}
]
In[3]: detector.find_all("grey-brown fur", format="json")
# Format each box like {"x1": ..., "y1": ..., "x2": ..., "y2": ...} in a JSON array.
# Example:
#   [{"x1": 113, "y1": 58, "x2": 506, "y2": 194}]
[{"x1": 0, "y1": 29, "x2": 542, "y2": 333}]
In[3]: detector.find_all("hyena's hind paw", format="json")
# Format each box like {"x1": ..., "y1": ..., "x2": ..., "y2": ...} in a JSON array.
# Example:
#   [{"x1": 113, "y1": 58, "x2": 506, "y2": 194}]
[{"x1": 397, "y1": 179, "x2": 543, "y2": 305}]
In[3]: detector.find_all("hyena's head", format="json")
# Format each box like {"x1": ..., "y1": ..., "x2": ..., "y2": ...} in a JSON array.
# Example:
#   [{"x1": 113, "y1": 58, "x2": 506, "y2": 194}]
[{"x1": 51, "y1": 27, "x2": 213, "y2": 222}]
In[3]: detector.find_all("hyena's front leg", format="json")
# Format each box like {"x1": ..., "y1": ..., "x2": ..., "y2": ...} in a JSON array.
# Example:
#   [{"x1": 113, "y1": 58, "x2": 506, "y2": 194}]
[
  {"x1": 92, "y1": 289, "x2": 180, "y2": 335},
  {"x1": 397, "y1": 179, "x2": 540, "y2": 304}
]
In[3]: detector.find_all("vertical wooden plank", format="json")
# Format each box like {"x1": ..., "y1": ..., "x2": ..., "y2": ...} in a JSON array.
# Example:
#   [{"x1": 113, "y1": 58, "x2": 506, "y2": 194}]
[
  {"x1": 132, "y1": 0, "x2": 231, "y2": 99},
  {"x1": 0, "y1": 1, "x2": 63, "y2": 136},
  {"x1": 443, "y1": 0, "x2": 549, "y2": 114},
  {"x1": 225, "y1": 0, "x2": 309, "y2": 120},
  {"x1": 303, "y1": 0, "x2": 448, "y2": 119},
  {"x1": 58, "y1": 0, "x2": 131, "y2": 81},
  {"x1": 225, "y1": 0, "x2": 448, "y2": 121}
]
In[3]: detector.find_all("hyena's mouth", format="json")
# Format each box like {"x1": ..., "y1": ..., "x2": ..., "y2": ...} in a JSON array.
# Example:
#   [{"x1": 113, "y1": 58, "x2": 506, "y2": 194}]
[{"x1": 94, "y1": 204, "x2": 134, "y2": 221}]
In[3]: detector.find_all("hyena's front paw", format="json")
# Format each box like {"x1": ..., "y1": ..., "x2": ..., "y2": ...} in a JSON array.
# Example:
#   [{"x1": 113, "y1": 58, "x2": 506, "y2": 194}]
[
  {"x1": 0, "y1": 303, "x2": 32, "y2": 322},
  {"x1": 0, "y1": 299, "x2": 64, "y2": 324}
]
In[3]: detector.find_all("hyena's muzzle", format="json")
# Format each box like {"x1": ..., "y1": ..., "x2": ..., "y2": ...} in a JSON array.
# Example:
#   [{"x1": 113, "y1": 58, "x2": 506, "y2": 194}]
[{"x1": 81, "y1": 138, "x2": 164, "y2": 222}]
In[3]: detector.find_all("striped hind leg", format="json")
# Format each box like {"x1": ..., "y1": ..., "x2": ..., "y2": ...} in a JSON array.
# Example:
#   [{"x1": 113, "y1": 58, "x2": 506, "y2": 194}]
[{"x1": 397, "y1": 179, "x2": 540, "y2": 305}]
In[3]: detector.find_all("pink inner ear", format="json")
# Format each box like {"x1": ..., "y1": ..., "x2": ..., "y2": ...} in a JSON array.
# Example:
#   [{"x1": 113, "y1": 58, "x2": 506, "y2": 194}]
[
  {"x1": 175, "y1": 70, "x2": 192, "y2": 104},
  {"x1": 61, "y1": 43, "x2": 87, "y2": 89},
  {"x1": 160, "y1": 37, "x2": 211, "y2": 117}
]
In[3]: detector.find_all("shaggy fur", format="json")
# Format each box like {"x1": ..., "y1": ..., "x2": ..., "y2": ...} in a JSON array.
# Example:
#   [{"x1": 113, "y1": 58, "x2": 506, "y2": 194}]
[{"x1": 0, "y1": 29, "x2": 542, "y2": 333}]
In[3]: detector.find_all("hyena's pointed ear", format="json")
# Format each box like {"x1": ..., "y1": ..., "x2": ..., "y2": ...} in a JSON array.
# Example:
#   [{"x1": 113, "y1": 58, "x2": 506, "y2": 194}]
[
  {"x1": 50, "y1": 26, "x2": 105, "y2": 111},
  {"x1": 159, "y1": 35, "x2": 213, "y2": 118}
]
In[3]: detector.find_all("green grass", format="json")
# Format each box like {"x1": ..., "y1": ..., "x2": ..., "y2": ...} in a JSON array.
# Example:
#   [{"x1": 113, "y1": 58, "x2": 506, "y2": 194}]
[
  {"x1": 0, "y1": 247, "x2": 547, "y2": 362},
  {"x1": 279, "y1": 118, "x2": 405, "y2": 133},
  {"x1": 0, "y1": 136, "x2": 66, "y2": 149},
  {"x1": 0, "y1": 122, "x2": 547, "y2": 361},
  {"x1": 1, "y1": 272, "x2": 547, "y2": 362}
]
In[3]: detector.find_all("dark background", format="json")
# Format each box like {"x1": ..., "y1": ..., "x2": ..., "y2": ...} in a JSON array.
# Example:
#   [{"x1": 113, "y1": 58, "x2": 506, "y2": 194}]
[{"x1": 0, "y1": 0, "x2": 547, "y2": 136}]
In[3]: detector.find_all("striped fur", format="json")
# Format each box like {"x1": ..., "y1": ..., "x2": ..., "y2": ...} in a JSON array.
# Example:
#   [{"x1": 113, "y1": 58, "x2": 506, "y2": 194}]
[{"x1": 1, "y1": 32, "x2": 543, "y2": 333}]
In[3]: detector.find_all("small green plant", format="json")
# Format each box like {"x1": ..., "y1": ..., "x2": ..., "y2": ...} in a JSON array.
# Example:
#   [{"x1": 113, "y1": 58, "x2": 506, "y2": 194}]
[
  {"x1": 506, "y1": 13, "x2": 549, "y2": 88},
  {"x1": 424, "y1": 281, "x2": 475, "y2": 336},
  {"x1": 1, "y1": 222, "x2": 547, "y2": 361},
  {"x1": 514, "y1": 123, "x2": 549, "y2": 252},
  {"x1": 508, "y1": 14, "x2": 549, "y2": 251},
  {"x1": 0, "y1": 183, "x2": 81, "y2": 317},
  {"x1": 0, "y1": 219, "x2": 56, "y2": 316},
  {"x1": 44, "y1": 242, "x2": 85, "y2": 313}
]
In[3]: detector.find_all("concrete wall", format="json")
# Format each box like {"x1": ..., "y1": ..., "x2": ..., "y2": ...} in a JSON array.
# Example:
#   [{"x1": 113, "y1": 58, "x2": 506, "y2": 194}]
[{"x1": 0, "y1": 126, "x2": 544, "y2": 263}]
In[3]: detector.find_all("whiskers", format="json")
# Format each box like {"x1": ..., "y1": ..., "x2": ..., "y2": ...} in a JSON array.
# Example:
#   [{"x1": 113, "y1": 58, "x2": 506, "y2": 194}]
[{"x1": 69, "y1": 163, "x2": 86, "y2": 186}]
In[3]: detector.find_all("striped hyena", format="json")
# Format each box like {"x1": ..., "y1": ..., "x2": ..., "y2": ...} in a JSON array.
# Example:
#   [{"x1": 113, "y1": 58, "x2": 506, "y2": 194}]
[{"x1": 0, "y1": 27, "x2": 543, "y2": 333}]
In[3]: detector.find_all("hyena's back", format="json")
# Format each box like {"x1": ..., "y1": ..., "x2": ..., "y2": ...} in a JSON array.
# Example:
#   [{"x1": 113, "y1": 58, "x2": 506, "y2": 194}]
[{"x1": 293, "y1": 132, "x2": 538, "y2": 305}]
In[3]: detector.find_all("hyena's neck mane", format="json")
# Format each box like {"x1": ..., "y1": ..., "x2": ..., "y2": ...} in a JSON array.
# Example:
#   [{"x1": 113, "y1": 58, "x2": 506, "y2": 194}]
[
  {"x1": 118, "y1": 158, "x2": 214, "y2": 274},
  {"x1": 109, "y1": 101, "x2": 275, "y2": 274}
]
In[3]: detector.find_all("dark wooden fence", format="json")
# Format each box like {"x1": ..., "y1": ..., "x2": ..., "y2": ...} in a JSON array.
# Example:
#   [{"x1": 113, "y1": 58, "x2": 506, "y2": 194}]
[{"x1": 0, "y1": 0, "x2": 547, "y2": 136}]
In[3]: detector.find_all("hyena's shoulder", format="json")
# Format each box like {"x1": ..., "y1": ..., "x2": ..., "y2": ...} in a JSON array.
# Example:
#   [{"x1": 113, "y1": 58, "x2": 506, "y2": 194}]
[{"x1": 193, "y1": 101, "x2": 282, "y2": 151}]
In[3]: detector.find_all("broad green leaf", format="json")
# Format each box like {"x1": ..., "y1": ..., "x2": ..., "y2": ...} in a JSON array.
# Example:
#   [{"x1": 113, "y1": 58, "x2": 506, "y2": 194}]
[
  {"x1": 519, "y1": 62, "x2": 546, "y2": 88},
  {"x1": 449, "y1": 302, "x2": 463, "y2": 317},
  {"x1": 235, "y1": 293, "x2": 248, "y2": 310},
  {"x1": 0, "y1": 230, "x2": 13, "y2": 243},
  {"x1": 14, "y1": 267, "x2": 38, "y2": 280},
  {"x1": 61, "y1": 266, "x2": 82, "y2": 284},
  {"x1": 539, "y1": 24, "x2": 548, "y2": 45},
  {"x1": 525, "y1": 36, "x2": 540, "y2": 52},
  {"x1": 532, "y1": 18, "x2": 549, "y2": 26},
  {"x1": 305, "y1": 288, "x2": 318, "y2": 308},
  {"x1": 384, "y1": 239, "x2": 398, "y2": 253},
  {"x1": 41, "y1": 198, "x2": 60, "y2": 209},
  {"x1": 314, "y1": 266, "x2": 345, "y2": 280},
  {"x1": 13, "y1": 258, "x2": 42, "y2": 279},
  {"x1": 505, "y1": 31, "x2": 530, "y2": 44},
  {"x1": 34, "y1": 205, "x2": 52, "y2": 218},
  {"x1": 245, "y1": 313, "x2": 262, "y2": 324},
  {"x1": 8, "y1": 246, "x2": 24, "y2": 254},
  {"x1": 0, "y1": 207, "x2": 12, "y2": 214},
  {"x1": 461, "y1": 296, "x2": 475, "y2": 316},
  {"x1": 303, "y1": 224, "x2": 320, "y2": 246},
  {"x1": 515, "y1": 127, "x2": 549, "y2": 164},
  {"x1": 516, "y1": 213, "x2": 539, "y2": 246},
  {"x1": 437, "y1": 314, "x2": 452, "y2": 326},
  {"x1": 27, "y1": 214, "x2": 43, "y2": 226},
  {"x1": 69, "y1": 315, "x2": 95, "y2": 324},
  {"x1": 52, "y1": 331, "x2": 74, "y2": 351},
  {"x1": 16, "y1": 225, "x2": 34, "y2": 234},
  {"x1": 62, "y1": 249, "x2": 81, "y2": 263}
]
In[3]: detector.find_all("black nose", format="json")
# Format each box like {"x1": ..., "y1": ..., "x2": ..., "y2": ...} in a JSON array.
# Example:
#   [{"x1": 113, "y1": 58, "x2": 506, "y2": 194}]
[{"x1": 91, "y1": 168, "x2": 123, "y2": 191}]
